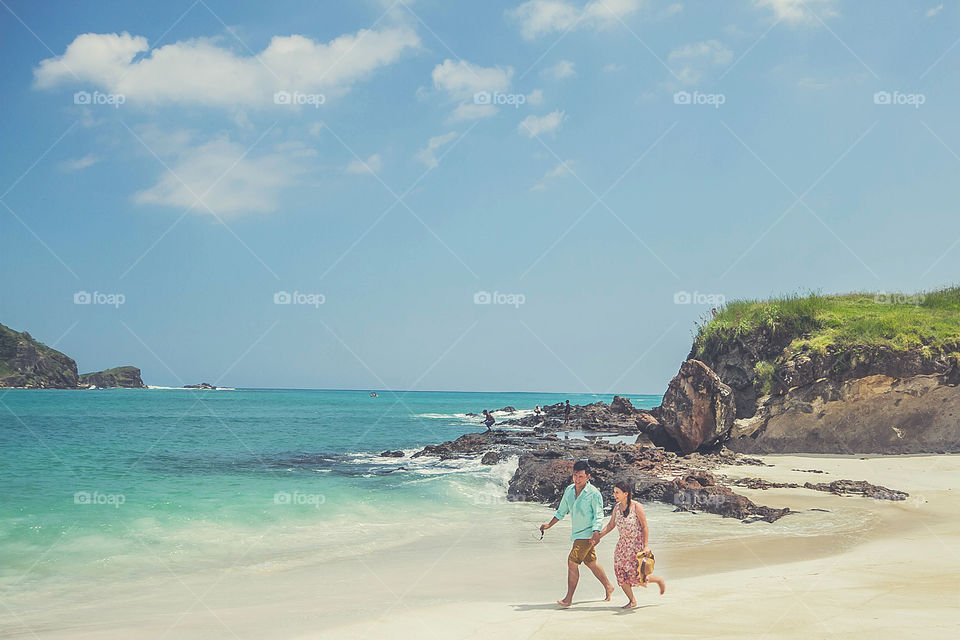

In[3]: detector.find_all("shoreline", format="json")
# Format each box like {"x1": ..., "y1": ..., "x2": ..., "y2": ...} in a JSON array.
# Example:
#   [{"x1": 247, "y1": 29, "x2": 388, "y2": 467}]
[{"x1": 4, "y1": 453, "x2": 958, "y2": 639}]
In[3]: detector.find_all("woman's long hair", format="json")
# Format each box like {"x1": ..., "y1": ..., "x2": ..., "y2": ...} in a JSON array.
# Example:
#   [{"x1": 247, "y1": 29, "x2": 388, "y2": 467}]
[{"x1": 615, "y1": 481, "x2": 633, "y2": 518}]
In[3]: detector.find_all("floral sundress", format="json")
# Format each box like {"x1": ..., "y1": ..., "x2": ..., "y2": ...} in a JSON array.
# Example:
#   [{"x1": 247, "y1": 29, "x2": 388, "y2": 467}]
[{"x1": 613, "y1": 502, "x2": 645, "y2": 586}]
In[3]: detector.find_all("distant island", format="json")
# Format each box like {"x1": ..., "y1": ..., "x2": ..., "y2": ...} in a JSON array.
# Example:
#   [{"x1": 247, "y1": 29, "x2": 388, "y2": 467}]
[
  {"x1": 0, "y1": 322, "x2": 145, "y2": 389},
  {"x1": 79, "y1": 366, "x2": 146, "y2": 389}
]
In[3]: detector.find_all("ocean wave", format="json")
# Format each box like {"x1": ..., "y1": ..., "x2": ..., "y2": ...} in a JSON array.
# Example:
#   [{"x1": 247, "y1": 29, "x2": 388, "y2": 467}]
[
  {"x1": 146, "y1": 385, "x2": 236, "y2": 391},
  {"x1": 414, "y1": 408, "x2": 536, "y2": 421},
  {"x1": 342, "y1": 449, "x2": 520, "y2": 484}
]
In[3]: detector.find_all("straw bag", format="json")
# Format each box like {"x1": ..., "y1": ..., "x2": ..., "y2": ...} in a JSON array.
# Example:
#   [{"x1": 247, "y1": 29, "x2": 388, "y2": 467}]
[{"x1": 636, "y1": 549, "x2": 655, "y2": 581}]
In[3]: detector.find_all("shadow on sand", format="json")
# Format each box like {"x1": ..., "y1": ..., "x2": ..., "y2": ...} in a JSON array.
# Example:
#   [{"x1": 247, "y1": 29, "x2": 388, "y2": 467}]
[{"x1": 512, "y1": 602, "x2": 658, "y2": 614}]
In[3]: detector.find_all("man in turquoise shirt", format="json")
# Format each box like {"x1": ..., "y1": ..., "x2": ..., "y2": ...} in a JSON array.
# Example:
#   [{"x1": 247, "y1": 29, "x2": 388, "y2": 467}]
[{"x1": 540, "y1": 460, "x2": 615, "y2": 607}]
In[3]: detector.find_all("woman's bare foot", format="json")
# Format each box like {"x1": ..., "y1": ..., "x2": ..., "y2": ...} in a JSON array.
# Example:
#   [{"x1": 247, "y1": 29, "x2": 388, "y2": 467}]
[
  {"x1": 621, "y1": 601, "x2": 637, "y2": 609},
  {"x1": 603, "y1": 584, "x2": 615, "y2": 601},
  {"x1": 658, "y1": 581, "x2": 666, "y2": 595},
  {"x1": 557, "y1": 599, "x2": 572, "y2": 608}
]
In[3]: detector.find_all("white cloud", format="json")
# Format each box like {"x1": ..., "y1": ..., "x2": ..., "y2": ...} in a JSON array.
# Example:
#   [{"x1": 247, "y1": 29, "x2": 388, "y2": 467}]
[
  {"x1": 753, "y1": 0, "x2": 838, "y2": 25},
  {"x1": 668, "y1": 40, "x2": 732, "y2": 85},
  {"x1": 526, "y1": 88, "x2": 544, "y2": 105},
  {"x1": 663, "y1": 3, "x2": 683, "y2": 16},
  {"x1": 415, "y1": 132, "x2": 458, "y2": 168},
  {"x1": 507, "y1": 0, "x2": 641, "y2": 40},
  {"x1": 926, "y1": 4, "x2": 943, "y2": 18},
  {"x1": 431, "y1": 59, "x2": 514, "y2": 120},
  {"x1": 518, "y1": 109, "x2": 565, "y2": 137},
  {"x1": 450, "y1": 102, "x2": 498, "y2": 121},
  {"x1": 133, "y1": 134, "x2": 315, "y2": 215},
  {"x1": 60, "y1": 154, "x2": 99, "y2": 171},
  {"x1": 34, "y1": 28, "x2": 420, "y2": 107},
  {"x1": 603, "y1": 63, "x2": 625, "y2": 73},
  {"x1": 432, "y1": 59, "x2": 513, "y2": 101},
  {"x1": 531, "y1": 160, "x2": 573, "y2": 190},
  {"x1": 346, "y1": 153, "x2": 382, "y2": 175},
  {"x1": 542, "y1": 59, "x2": 576, "y2": 80}
]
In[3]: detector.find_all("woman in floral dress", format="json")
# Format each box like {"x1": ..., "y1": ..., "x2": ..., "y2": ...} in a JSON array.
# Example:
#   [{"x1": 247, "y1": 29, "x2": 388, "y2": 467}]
[{"x1": 597, "y1": 481, "x2": 666, "y2": 608}]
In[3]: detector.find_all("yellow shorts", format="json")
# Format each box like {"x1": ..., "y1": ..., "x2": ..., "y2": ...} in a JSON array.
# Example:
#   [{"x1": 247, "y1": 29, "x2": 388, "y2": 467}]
[{"x1": 568, "y1": 539, "x2": 597, "y2": 565}]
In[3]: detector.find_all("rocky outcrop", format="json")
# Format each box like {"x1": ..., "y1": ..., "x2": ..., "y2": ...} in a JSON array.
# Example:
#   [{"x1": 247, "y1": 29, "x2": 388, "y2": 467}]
[
  {"x1": 728, "y1": 372, "x2": 960, "y2": 454},
  {"x1": 690, "y1": 330, "x2": 792, "y2": 419},
  {"x1": 678, "y1": 303, "x2": 960, "y2": 454},
  {"x1": 659, "y1": 360, "x2": 736, "y2": 454},
  {"x1": 731, "y1": 476, "x2": 909, "y2": 500},
  {"x1": 636, "y1": 472, "x2": 791, "y2": 523},
  {"x1": 506, "y1": 448, "x2": 790, "y2": 522},
  {"x1": 0, "y1": 323, "x2": 78, "y2": 388},
  {"x1": 79, "y1": 366, "x2": 146, "y2": 388},
  {"x1": 410, "y1": 408, "x2": 908, "y2": 524},
  {"x1": 501, "y1": 395, "x2": 660, "y2": 436},
  {"x1": 184, "y1": 382, "x2": 217, "y2": 389}
]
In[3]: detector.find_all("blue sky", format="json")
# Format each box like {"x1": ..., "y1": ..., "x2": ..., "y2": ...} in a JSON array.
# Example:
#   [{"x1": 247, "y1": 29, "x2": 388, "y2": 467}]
[{"x1": 1, "y1": 0, "x2": 958, "y2": 393}]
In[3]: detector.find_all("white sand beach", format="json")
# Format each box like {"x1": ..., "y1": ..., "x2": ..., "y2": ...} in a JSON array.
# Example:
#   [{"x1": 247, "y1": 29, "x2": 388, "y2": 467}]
[{"x1": 4, "y1": 454, "x2": 959, "y2": 639}]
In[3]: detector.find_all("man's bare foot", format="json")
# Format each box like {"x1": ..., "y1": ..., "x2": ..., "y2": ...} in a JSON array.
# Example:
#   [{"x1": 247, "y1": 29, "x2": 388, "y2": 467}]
[
  {"x1": 557, "y1": 599, "x2": 572, "y2": 608},
  {"x1": 603, "y1": 584, "x2": 615, "y2": 601},
  {"x1": 621, "y1": 601, "x2": 637, "y2": 609}
]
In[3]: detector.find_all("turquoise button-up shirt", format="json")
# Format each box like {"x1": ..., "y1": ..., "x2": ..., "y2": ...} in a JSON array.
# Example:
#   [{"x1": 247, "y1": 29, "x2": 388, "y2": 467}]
[{"x1": 554, "y1": 482, "x2": 604, "y2": 541}]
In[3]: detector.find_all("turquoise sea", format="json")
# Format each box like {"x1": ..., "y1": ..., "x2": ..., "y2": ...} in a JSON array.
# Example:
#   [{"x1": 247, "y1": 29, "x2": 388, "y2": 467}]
[{"x1": 0, "y1": 388, "x2": 661, "y2": 595}]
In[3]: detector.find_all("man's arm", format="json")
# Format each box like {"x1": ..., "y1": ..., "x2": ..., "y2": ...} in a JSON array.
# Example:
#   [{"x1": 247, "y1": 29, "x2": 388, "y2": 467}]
[
  {"x1": 542, "y1": 487, "x2": 569, "y2": 532},
  {"x1": 540, "y1": 516, "x2": 559, "y2": 532},
  {"x1": 553, "y1": 487, "x2": 571, "y2": 520}
]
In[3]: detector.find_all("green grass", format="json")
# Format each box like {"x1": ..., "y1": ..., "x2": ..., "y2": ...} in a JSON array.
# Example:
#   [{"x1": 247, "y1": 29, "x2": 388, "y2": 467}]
[{"x1": 694, "y1": 285, "x2": 960, "y2": 360}]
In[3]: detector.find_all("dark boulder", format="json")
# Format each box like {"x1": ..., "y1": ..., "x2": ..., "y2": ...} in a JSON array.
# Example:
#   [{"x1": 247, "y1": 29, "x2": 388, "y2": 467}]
[
  {"x1": 659, "y1": 359, "x2": 736, "y2": 454},
  {"x1": 481, "y1": 451, "x2": 504, "y2": 465}
]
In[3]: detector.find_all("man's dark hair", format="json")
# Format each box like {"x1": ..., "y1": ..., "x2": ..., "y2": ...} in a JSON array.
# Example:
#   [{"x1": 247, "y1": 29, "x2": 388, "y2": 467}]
[{"x1": 573, "y1": 460, "x2": 591, "y2": 474}]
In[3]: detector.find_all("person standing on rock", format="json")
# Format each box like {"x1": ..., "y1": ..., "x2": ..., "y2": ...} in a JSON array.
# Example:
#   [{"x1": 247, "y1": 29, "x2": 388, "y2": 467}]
[
  {"x1": 563, "y1": 400, "x2": 571, "y2": 427},
  {"x1": 596, "y1": 481, "x2": 666, "y2": 608},
  {"x1": 482, "y1": 410, "x2": 495, "y2": 431},
  {"x1": 540, "y1": 460, "x2": 616, "y2": 607}
]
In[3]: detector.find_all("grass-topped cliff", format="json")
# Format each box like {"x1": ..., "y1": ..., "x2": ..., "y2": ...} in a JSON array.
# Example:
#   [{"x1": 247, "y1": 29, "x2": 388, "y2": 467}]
[
  {"x1": 688, "y1": 286, "x2": 960, "y2": 418},
  {"x1": 695, "y1": 286, "x2": 960, "y2": 356}
]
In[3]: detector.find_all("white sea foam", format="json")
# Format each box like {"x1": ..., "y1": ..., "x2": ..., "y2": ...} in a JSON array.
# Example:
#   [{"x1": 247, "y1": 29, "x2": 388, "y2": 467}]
[{"x1": 147, "y1": 385, "x2": 236, "y2": 390}]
